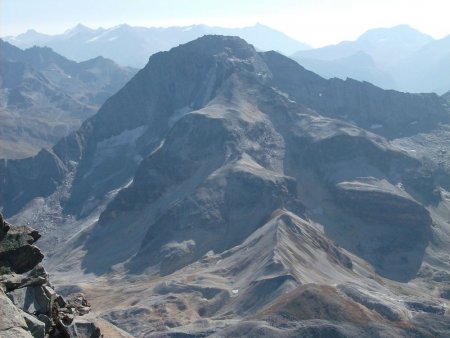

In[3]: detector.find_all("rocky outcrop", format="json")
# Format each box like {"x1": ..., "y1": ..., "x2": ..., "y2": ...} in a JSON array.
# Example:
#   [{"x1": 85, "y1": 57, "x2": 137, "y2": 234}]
[
  {"x1": 0, "y1": 214, "x2": 101, "y2": 337},
  {"x1": 334, "y1": 179, "x2": 431, "y2": 227},
  {"x1": 0, "y1": 225, "x2": 43, "y2": 274},
  {"x1": 0, "y1": 212, "x2": 10, "y2": 240}
]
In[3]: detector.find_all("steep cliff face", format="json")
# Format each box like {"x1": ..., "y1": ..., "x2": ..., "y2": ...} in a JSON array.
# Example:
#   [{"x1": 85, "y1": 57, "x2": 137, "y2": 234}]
[{"x1": 1, "y1": 36, "x2": 450, "y2": 337}]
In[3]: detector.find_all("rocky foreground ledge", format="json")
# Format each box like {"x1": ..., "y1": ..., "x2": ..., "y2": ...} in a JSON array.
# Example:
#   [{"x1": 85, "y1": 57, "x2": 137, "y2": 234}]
[{"x1": 0, "y1": 213, "x2": 101, "y2": 338}]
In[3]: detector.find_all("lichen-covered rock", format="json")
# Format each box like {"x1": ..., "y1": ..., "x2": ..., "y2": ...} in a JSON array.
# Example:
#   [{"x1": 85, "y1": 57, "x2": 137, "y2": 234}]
[
  {"x1": 0, "y1": 244, "x2": 44, "y2": 274},
  {"x1": 0, "y1": 224, "x2": 44, "y2": 274}
]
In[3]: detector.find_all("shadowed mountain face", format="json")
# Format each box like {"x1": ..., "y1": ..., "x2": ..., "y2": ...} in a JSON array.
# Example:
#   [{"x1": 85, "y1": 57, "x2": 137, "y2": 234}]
[
  {"x1": 2, "y1": 36, "x2": 450, "y2": 337},
  {"x1": 291, "y1": 25, "x2": 450, "y2": 94},
  {"x1": 443, "y1": 90, "x2": 450, "y2": 102},
  {"x1": 5, "y1": 23, "x2": 310, "y2": 68},
  {"x1": 0, "y1": 39, "x2": 135, "y2": 159}
]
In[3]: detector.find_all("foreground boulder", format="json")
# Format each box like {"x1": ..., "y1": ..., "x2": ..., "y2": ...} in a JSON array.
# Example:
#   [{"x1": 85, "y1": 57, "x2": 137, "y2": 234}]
[{"x1": 0, "y1": 213, "x2": 101, "y2": 338}]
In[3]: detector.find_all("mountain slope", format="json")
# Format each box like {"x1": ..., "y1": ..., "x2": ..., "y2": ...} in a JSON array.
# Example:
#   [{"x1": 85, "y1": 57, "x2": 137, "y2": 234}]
[
  {"x1": 392, "y1": 35, "x2": 450, "y2": 93},
  {"x1": 444, "y1": 90, "x2": 450, "y2": 102},
  {"x1": 5, "y1": 23, "x2": 310, "y2": 67},
  {"x1": 0, "y1": 39, "x2": 135, "y2": 159},
  {"x1": 1, "y1": 36, "x2": 450, "y2": 337},
  {"x1": 296, "y1": 51, "x2": 396, "y2": 89}
]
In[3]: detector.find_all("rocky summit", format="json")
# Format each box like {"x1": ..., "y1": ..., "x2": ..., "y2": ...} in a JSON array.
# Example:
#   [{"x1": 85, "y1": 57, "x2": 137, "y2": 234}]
[{"x1": 1, "y1": 35, "x2": 450, "y2": 337}]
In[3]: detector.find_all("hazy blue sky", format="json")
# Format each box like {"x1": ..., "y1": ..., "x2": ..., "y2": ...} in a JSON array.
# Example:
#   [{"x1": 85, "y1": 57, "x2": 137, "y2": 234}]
[{"x1": 1, "y1": 0, "x2": 449, "y2": 46}]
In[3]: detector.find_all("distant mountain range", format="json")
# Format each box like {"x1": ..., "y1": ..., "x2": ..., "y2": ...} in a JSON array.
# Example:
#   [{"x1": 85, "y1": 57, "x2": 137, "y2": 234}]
[
  {"x1": 291, "y1": 25, "x2": 450, "y2": 94},
  {"x1": 2, "y1": 35, "x2": 450, "y2": 337},
  {"x1": 0, "y1": 39, "x2": 135, "y2": 159},
  {"x1": 4, "y1": 23, "x2": 311, "y2": 68},
  {"x1": 6, "y1": 23, "x2": 449, "y2": 94}
]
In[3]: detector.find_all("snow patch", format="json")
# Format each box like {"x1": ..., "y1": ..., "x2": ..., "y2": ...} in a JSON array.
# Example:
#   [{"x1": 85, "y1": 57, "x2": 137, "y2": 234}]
[
  {"x1": 169, "y1": 106, "x2": 192, "y2": 127},
  {"x1": 85, "y1": 30, "x2": 112, "y2": 43},
  {"x1": 86, "y1": 35, "x2": 102, "y2": 43},
  {"x1": 97, "y1": 126, "x2": 146, "y2": 151},
  {"x1": 90, "y1": 126, "x2": 147, "y2": 169}
]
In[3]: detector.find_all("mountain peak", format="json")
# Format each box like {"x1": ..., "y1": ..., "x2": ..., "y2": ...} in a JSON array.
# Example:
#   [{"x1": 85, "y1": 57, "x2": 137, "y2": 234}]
[
  {"x1": 358, "y1": 24, "x2": 433, "y2": 43},
  {"x1": 64, "y1": 23, "x2": 93, "y2": 36},
  {"x1": 146, "y1": 35, "x2": 262, "y2": 70},
  {"x1": 178, "y1": 34, "x2": 256, "y2": 58}
]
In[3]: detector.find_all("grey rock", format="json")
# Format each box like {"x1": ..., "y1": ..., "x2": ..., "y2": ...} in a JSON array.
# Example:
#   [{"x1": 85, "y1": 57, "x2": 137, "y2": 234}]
[
  {"x1": 0, "y1": 274, "x2": 47, "y2": 292},
  {"x1": 0, "y1": 245, "x2": 44, "y2": 275},
  {"x1": 65, "y1": 319, "x2": 101, "y2": 338},
  {"x1": 0, "y1": 289, "x2": 33, "y2": 337},
  {"x1": 20, "y1": 310, "x2": 45, "y2": 338},
  {"x1": 0, "y1": 327, "x2": 35, "y2": 338},
  {"x1": 0, "y1": 225, "x2": 44, "y2": 274},
  {"x1": 37, "y1": 314, "x2": 52, "y2": 334},
  {"x1": 8, "y1": 286, "x2": 51, "y2": 315}
]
